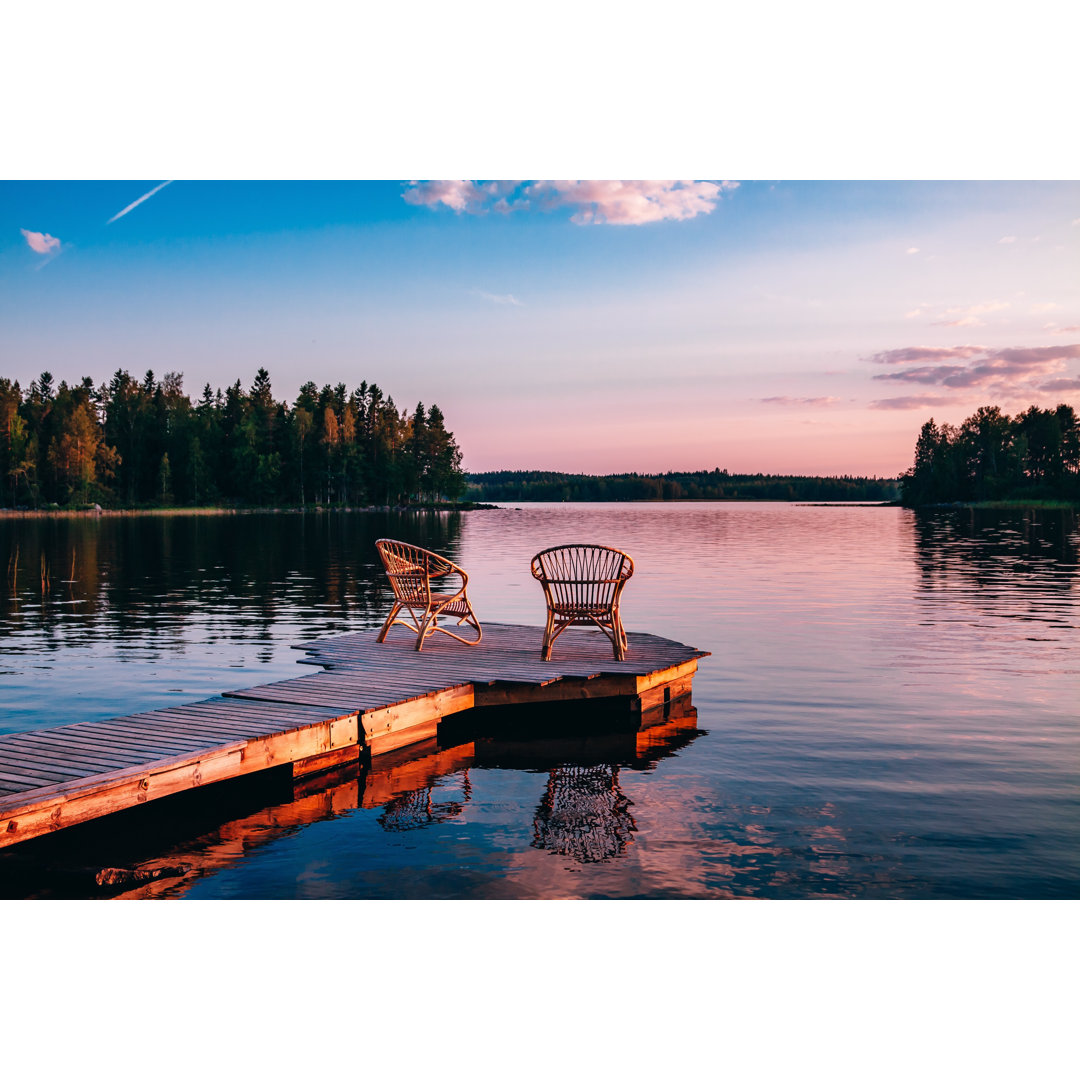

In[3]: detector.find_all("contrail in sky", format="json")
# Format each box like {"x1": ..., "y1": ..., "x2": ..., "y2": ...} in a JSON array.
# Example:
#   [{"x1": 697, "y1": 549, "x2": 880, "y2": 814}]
[{"x1": 106, "y1": 180, "x2": 174, "y2": 224}]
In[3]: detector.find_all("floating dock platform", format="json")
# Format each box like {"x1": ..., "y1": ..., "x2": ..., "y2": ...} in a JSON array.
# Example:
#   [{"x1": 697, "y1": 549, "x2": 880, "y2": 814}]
[{"x1": 0, "y1": 623, "x2": 707, "y2": 849}]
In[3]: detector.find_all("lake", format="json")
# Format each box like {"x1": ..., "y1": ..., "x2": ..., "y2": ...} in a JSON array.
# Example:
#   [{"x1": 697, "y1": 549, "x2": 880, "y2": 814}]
[{"x1": 1, "y1": 503, "x2": 1077, "y2": 899}]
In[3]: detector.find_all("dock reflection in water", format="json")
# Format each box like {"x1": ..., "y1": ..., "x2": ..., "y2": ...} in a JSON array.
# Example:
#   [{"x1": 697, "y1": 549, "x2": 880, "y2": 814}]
[{"x1": 0, "y1": 696, "x2": 702, "y2": 899}]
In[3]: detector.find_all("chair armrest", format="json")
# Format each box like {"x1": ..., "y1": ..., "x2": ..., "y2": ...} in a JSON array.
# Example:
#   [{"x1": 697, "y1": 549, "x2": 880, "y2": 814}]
[{"x1": 429, "y1": 555, "x2": 468, "y2": 591}]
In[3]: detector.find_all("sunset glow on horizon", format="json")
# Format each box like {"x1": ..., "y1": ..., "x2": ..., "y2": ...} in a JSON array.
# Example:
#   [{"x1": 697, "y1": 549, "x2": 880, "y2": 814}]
[{"x1": 3, "y1": 180, "x2": 1078, "y2": 477}]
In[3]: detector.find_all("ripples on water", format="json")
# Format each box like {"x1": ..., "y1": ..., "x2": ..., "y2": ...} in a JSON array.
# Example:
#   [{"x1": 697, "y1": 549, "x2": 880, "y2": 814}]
[{"x1": 1, "y1": 504, "x2": 1077, "y2": 899}]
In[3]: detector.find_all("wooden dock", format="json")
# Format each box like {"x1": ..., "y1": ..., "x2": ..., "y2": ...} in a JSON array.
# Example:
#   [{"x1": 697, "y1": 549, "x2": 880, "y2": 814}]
[{"x1": 0, "y1": 622, "x2": 707, "y2": 849}]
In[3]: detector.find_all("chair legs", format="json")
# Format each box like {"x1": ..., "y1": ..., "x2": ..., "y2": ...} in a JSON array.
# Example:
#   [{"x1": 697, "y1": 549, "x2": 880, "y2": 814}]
[
  {"x1": 376, "y1": 602, "x2": 402, "y2": 643},
  {"x1": 540, "y1": 609, "x2": 627, "y2": 661},
  {"x1": 416, "y1": 606, "x2": 482, "y2": 650},
  {"x1": 541, "y1": 608, "x2": 556, "y2": 661},
  {"x1": 380, "y1": 600, "x2": 483, "y2": 651}
]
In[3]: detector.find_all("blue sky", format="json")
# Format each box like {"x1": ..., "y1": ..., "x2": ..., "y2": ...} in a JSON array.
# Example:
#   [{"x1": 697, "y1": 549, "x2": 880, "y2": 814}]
[{"x1": 3, "y1": 180, "x2": 1078, "y2": 475}]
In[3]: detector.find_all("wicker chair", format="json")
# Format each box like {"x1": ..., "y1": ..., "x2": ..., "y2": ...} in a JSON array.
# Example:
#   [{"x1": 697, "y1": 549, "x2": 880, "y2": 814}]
[
  {"x1": 530, "y1": 544, "x2": 634, "y2": 661},
  {"x1": 375, "y1": 539, "x2": 482, "y2": 651}
]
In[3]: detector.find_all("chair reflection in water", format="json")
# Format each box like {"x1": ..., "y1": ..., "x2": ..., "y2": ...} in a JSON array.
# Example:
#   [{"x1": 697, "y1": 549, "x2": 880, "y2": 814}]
[
  {"x1": 377, "y1": 771, "x2": 473, "y2": 832},
  {"x1": 375, "y1": 539, "x2": 482, "y2": 651},
  {"x1": 532, "y1": 764, "x2": 637, "y2": 863},
  {"x1": 531, "y1": 544, "x2": 634, "y2": 661}
]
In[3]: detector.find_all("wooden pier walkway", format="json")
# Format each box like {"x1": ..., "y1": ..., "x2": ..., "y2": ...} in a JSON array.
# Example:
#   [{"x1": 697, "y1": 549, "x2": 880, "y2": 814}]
[{"x1": 0, "y1": 623, "x2": 707, "y2": 849}]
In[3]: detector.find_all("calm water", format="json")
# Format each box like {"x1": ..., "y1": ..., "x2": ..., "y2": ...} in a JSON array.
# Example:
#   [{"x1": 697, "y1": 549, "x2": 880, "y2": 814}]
[{"x1": 1, "y1": 503, "x2": 1077, "y2": 899}]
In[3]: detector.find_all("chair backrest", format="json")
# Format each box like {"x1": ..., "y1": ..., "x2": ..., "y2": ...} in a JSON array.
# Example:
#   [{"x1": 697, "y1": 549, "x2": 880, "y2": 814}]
[
  {"x1": 531, "y1": 544, "x2": 633, "y2": 610},
  {"x1": 376, "y1": 539, "x2": 433, "y2": 605}
]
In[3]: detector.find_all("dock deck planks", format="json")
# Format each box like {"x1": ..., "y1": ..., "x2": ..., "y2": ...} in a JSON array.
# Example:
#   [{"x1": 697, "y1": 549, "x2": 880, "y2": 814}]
[{"x1": 0, "y1": 622, "x2": 707, "y2": 848}]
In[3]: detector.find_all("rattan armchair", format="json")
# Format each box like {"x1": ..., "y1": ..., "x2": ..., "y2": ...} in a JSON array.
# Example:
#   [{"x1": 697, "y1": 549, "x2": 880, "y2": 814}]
[
  {"x1": 530, "y1": 544, "x2": 634, "y2": 661},
  {"x1": 375, "y1": 539, "x2": 482, "y2": 651}
]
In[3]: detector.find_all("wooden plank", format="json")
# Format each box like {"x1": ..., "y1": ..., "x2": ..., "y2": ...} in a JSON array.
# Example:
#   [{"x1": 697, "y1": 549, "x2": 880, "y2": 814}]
[
  {"x1": 5, "y1": 731, "x2": 189, "y2": 763},
  {"x1": 367, "y1": 718, "x2": 440, "y2": 756},
  {"x1": 0, "y1": 750, "x2": 105, "y2": 779},
  {"x1": 360, "y1": 683, "x2": 475, "y2": 747},
  {"x1": 0, "y1": 771, "x2": 49, "y2": 792},
  {"x1": 634, "y1": 658, "x2": 701, "y2": 695},
  {"x1": 44, "y1": 728, "x2": 214, "y2": 755},
  {"x1": 0, "y1": 759, "x2": 92, "y2": 784},
  {"x1": 291, "y1": 744, "x2": 360, "y2": 778},
  {"x1": 4, "y1": 733, "x2": 166, "y2": 767},
  {"x1": 0, "y1": 740, "x2": 247, "y2": 817},
  {"x1": 473, "y1": 673, "x2": 640, "y2": 708},
  {"x1": 0, "y1": 721, "x2": 343, "y2": 846}
]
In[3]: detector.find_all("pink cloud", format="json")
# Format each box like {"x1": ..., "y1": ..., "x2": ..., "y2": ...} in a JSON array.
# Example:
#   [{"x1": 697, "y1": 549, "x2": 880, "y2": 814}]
[
  {"x1": 402, "y1": 180, "x2": 737, "y2": 225},
  {"x1": 946, "y1": 300, "x2": 1009, "y2": 316},
  {"x1": 760, "y1": 396, "x2": 841, "y2": 406},
  {"x1": 20, "y1": 228, "x2": 61, "y2": 255},
  {"x1": 865, "y1": 345, "x2": 986, "y2": 365},
  {"x1": 870, "y1": 344, "x2": 1080, "y2": 393},
  {"x1": 402, "y1": 180, "x2": 491, "y2": 212},
  {"x1": 926, "y1": 300, "x2": 1009, "y2": 327},
  {"x1": 869, "y1": 395, "x2": 952, "y2": 410},
  {"x1": 531, "y1": 180, "x2": 735, "y2": 225},
  {"x1": 1040, "y1": 378, "x2": 1080, "y2": 392}
]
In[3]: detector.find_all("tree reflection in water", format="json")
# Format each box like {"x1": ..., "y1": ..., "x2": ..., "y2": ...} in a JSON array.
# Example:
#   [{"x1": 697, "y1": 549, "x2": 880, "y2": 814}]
[{"x1": 531, "y1": 764, "x2": 637, "y2": 863}]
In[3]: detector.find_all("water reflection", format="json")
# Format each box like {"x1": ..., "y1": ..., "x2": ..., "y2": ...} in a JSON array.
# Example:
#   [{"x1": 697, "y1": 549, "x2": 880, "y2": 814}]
[
  {"x1": 532, "y1": 765, "x2": 636, "y2": 863},
  {"x1": 912, "y1": 507, "x2": 1078, "y2": 594},
  {"x1": 378, "y1": 771, "x2": 472, "y2": 832},
  {"x1": 2, "y1": 503, "x2": 1078, "y2": 899},
  {"x1": 1, "y1": 511, "x2": 466, "y2": 643}
]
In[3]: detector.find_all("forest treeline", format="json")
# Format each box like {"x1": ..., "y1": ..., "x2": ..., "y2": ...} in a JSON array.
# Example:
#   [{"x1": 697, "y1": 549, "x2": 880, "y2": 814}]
[
  {"x1": 467, "y1": 470, "x2": 899, "y2": 502},
  {"x1": 900, "y1": 403, "x2": 1080, "y2": 506},
  {"x1": 0, "y1": 369, "x2": 467, "y2": 509}
]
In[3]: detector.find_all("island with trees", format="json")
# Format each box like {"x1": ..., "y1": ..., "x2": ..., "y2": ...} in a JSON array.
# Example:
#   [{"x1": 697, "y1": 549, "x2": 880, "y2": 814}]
[
  {"x1": 899, "y1": 403, "x2": 1080, "y2": 507},
  {"x1": 0, "y1": 369, "x2": 467, "y2": 510}
]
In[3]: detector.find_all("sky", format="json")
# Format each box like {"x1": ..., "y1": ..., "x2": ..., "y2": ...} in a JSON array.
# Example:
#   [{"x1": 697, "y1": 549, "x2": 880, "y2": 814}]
[{"x1": 2, "y1": 179, "x2": 1078, "y2": 477}]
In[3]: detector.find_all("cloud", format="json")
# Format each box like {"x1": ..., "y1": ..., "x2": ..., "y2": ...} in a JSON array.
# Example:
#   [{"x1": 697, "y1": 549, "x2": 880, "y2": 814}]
[
  {"x1": 1030, "y1": 302, "x2": 1057, "y2": 313},
  {"x1": 946, "y1": 300, "x2": 1009, "y2": 317},
  {"x1": 905, "y1": 308, "x2": 924, "y2": 318},
  {"x1": 1073, "y1": 218, "x2": 1080, "y2": 226},
  {"x1": 20, "y1": 228, "x2": 61, "y2": 255},
  {"x1": 475, "y1": 289, "x2": 522, "y2": 306},
  {"x1": 868, "y1": 344, "x2": 1080, "y2": 395},
  {"x1": 906, "y1": 247, "x2": 919, "y2": 254},
  {"x1": 106, "y1": 180, "x2": 174, "y2": 224},
  {"x1": 402, "y1": 180, "x2": 495, "y2": 213},
  {"x1": 928, "y1": 300, "x2": 1011, "y2": 327},
  {"x1": 1040, "y1": 378, "x2": 1080, "y2": 392},
  {"x1": 998, "y1": 235, "x2": 1017, "y2": 243},
  {"x1": 402, "y1": 179, "x2": 738, "y2": 225},
  {"x1": 869, "y1": 395, "x2": 952, "y2": 410},
  {"x1": 865, "y1": 345, "x2": 986, "y2": 366},
  {"x1": 760, "y1": 396, "x2": 841, "y2": 406},
  {"x1": 1050, "y1": 324, "x2": 1080, "y2": 334}
]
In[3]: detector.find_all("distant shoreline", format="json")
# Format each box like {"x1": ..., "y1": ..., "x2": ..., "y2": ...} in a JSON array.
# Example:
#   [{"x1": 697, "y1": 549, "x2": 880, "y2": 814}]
[{"x1": 5, "y1": 498, "x2": 1077, "y2": 520}]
